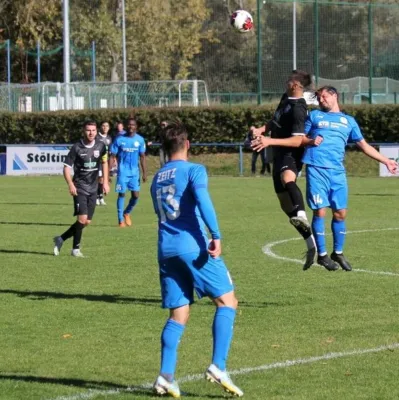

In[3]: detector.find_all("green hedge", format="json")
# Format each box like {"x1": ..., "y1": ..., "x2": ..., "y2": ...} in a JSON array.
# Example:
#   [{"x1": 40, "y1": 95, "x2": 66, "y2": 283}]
[{"x1": 1, "y1": 105, "x2": 399, "y2": 147}]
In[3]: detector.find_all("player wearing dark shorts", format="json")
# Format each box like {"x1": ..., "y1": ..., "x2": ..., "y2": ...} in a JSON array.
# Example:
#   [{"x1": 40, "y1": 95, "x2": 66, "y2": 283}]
[
  {"x1": 96, "y1": 121, "x2": 112, "y2": 205},
  {"x1": 251, "y1": 70, "x2": 316, "y2": 270},
  {"x1": 53, "y1": 121, "x2": 110, "y2": 257}
]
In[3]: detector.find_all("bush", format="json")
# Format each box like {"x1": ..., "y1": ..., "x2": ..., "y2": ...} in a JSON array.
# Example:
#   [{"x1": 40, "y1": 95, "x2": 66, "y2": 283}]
[{"x1": 1, "y1": 105, "x2": 399, "y2": 149}]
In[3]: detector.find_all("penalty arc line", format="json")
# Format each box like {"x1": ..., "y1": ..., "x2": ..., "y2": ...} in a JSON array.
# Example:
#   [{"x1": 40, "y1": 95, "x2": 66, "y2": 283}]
[
  {"x1": 262, "y1": 227, "x2": 399, "y2": 277},
  {"x1": 48, "y1": 342, "x2": 399, "y2": 400}
]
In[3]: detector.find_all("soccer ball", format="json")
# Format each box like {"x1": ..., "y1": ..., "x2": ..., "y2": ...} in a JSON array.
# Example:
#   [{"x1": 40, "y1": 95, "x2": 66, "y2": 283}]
[{"x1": 230, "y1": 10, "x2": 254, "y2": 33}]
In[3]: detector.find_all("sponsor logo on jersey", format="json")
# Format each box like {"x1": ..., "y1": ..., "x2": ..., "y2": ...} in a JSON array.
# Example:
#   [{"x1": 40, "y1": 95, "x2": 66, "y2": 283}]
[{"x1": 318, "y1": 121, "x2": 329, "y2": 128}]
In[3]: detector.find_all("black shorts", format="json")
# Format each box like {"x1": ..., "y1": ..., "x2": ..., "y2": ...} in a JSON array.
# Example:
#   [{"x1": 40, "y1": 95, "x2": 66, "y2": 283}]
[
  {"x1": 272, "y1": 154, "x2": 303, "y2": 194},
  {"x1": 73, "y1": 193, "x2": 97, "y2": 219}
]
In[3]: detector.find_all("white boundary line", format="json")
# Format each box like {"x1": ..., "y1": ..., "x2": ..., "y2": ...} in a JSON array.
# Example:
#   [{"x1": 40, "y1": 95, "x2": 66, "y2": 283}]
[
  {"x1": 49, "y1": 342, "x2": 399, "y2": 400},
  {"x1": 262, "y1": 227, "x2": 399, "y2": 277},
  {"x1": 45, "y1": 227, "x2": 399, "y2": 400}
]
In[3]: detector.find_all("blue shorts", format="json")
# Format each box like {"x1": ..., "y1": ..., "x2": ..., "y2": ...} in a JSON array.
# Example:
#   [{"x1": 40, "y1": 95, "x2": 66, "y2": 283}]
[
  {"x1": 159, "y1": 251, "x2": 235, "y2": 309},
  {"x1": 306, "y1": 165, "x2": 348, "y2": 210},
  {"x1": 115, "y1": 175, "x2": 140, "y2": 193}
]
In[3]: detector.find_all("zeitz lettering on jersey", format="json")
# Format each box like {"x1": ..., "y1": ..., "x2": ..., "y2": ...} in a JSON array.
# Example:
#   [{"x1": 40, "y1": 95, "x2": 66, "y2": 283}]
[
  {"x1": 157, "y1": 168, "x2": 177, "y2": 183},
  {"x1": 27, "y1": 152, "x2": 67, "y2": 163}
]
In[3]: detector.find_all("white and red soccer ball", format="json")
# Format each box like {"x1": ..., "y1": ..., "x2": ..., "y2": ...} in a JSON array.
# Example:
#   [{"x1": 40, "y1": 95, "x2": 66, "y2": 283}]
[{"x1": 230, "y1": 10, "x2": 254, "y2": 33}]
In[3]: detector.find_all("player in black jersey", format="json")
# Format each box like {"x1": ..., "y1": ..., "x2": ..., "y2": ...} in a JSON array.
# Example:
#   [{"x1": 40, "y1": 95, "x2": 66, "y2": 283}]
[
  {"x1": 251, "y1": 70, "x2": 316, "y2": 270},
  {"x1": 96, "y1": 121, "x2": 112, "y2": 206},
  {"x1": 53, "y1": 121, "x2": 110, "y2": 257}
]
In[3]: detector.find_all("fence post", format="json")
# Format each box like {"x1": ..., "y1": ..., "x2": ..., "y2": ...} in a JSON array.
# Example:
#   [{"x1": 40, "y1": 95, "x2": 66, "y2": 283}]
[
  {"x1": 37, "y1": 41, "x2": 41, "y2": 83},
  {"x1": 239, "y1": 144, "x2": 244, "y2": 176},
  {"x1": 91, "y1": 41, "x2": 96, "y2": 82},
  {"x1": 368, "y1": 3, "x2": 373, "y2": 105},
  {"x1": 7, "y1": 39, "x2": 11, "y2": 111},
  {"x1": 314, "y1": 0, "x2": 319, "y2": 86},
  {"x1": 256, "y1": 0, "x2": 262, "y2": 105}
]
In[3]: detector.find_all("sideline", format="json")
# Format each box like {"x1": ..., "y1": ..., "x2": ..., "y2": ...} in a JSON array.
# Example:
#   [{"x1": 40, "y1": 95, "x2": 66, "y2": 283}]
[{"x1": 49, "y1": 342, "x2": 399, "y2": 400}]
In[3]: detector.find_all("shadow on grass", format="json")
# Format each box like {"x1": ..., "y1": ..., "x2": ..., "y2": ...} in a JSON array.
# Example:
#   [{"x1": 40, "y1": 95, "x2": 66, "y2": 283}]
[
  {"x1": 0, "y1": 289, "x2": 161, "y2": 305},
  {"x1": 0, "y1": 249, "x2": 53, "y2": 256},
  {"x1": 0, "y1": 202, "x2": 70, "y2": 206},
  {"x1": 0, "y1": 375, "x2": 223, "y2": 398},
  {"x1": 352, "y1": 193, "x2": 397, "y2": 197},
  {"x1": 0, "y1": 221, "x2": 70, "y2": 227},
  {"x1": 0, "y1": 374, "x2": 153, "y2": 396},
  {"x1": 0, "y1": 289, "x2": 285, "y2": 309}
]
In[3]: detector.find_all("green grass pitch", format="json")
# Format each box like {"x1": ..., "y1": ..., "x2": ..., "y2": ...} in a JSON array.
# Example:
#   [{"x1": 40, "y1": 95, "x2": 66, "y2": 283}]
[{"x1": 0, "y1": 175, "x2": 398, "y2": 400}]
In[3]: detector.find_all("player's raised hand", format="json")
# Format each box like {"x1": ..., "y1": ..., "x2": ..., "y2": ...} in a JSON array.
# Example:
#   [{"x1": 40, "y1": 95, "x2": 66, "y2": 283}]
[
  {"x1": 251, "y1": 135, "x2": 270, "y2": 152},
  {"x1": 208, "y1": 239, "x2": 222, "y2": 258},
  {"x1": 385, "y1": 158, "x2": 398, "y2": 174},
  {"x1": 68, "y1": 182, "x2": 77, "y2": 196},
  {"x1": 250, "y1": 126, "x2": 263, "y2": 137}
]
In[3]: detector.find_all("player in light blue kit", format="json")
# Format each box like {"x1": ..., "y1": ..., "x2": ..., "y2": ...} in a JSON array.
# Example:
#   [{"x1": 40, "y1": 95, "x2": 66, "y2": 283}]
[
  {"x1": 109, "y1": 118, "x2": 147, "y2": 227},
  {"x1": 304, "y1": 86, "x2": 397, "y2": 270},
  {"x1": 150, "y1": 121, "x2": 243, "y2": 398}
]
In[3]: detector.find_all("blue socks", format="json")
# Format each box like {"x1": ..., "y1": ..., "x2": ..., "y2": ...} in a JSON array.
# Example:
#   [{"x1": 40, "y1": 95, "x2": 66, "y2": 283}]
[
  {"x1": 312, "y1": 216, "x2": 346, "y2": 254},
  {"x1": 124, "y1": 197, "x2": 138, "y2": 214},
  {"x1": 117, "y1": 196, "x2": 138, "y2": 222},
  {"x1": 160, "y1": 319, "x2": 185, "y2": 379},
  {"x1": 312, "y1": 215, "x2": 326, "y2": 255},
  {"x1": 158, "y1": 307, "x2": 237, "y2": 381},
  {"x1": 331, "y1": 219, "x2": 346, "y2": 253},
  {"x1": 212, "y1": 306, "x2": 236, "y2": 371},
  {"x1": 117, "y1": 196, "x2": 125, "y2": 223}
]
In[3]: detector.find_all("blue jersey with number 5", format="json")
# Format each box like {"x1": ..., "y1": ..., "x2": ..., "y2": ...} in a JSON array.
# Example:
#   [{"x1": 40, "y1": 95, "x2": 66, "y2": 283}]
[{"x1": 150, "y1": 160, "x2": 221, "y2": 260}]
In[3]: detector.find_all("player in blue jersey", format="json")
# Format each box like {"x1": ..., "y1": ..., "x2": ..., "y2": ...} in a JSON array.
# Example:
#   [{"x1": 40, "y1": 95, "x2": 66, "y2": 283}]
[
  {"x1": 303, "y1": 86, "x2": 397, "y2": 270},
  {"x1": 109, "y1": 118, "x2": 147, "y2": 227},
  {"x1": 256, "y1": 86, "x2": 398, "y2": 271},
  {"x1": 150, "y1": 121, "x2": 243, "y2": 398}
]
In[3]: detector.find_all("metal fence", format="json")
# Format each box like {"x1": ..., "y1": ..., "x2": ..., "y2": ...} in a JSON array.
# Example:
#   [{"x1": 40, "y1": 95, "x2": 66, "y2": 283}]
[
  {"x1": 2, "y1": 0, "x2": 399, "y2": 110},
  {"x1": 0, "y1": 80, "x2": 210, "y2": 112}
]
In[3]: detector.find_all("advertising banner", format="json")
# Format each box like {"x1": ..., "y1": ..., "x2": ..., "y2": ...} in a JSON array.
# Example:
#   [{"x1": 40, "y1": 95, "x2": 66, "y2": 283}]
[
  {"x1": 6, "y1": 145, "x2": 71, "y2": 176},
  {"x1": 379, "y1": 145, "x2": 399, "y2": 177}
]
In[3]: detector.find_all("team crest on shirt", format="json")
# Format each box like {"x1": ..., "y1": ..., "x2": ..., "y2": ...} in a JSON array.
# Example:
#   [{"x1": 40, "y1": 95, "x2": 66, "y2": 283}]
[
  {"x1": 340, "y1": 117, "x2": 348, "y2": 125},
  {"x1": 93, "y1": 150, "x2": 100, "y2": 158},
  {"x1": 134, "y1": 141, "x2": 140, "y2": 147}
]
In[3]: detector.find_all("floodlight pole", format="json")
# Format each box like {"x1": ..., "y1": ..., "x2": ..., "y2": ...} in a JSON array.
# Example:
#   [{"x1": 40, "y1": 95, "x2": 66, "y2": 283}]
[{"x1": 63, "y1": 0, "x2": 71, "y2": 110}]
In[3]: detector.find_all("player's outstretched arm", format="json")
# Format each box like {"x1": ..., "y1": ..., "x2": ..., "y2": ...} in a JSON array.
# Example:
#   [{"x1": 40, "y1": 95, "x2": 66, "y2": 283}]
[
  {"x1": 356, "y1": 139, "x2": 398, "y2": 173},
  {"x1": 251, "y1": 135, "x2": 303, "y2": 152}
]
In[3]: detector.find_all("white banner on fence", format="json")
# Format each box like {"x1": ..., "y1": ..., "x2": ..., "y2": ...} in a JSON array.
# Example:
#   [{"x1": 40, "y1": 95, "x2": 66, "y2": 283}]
[
  {"x1": 6, "y1": 145, "x2": 71, "y2": 176},
  {"x1": 379, "y1": 145, "x2": 399, "y2": 177}
]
